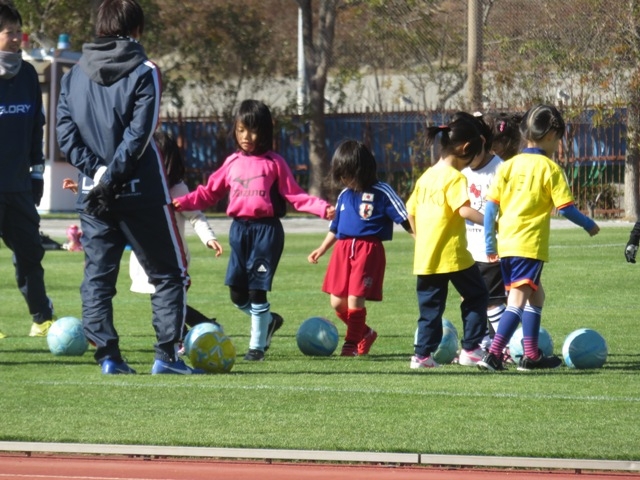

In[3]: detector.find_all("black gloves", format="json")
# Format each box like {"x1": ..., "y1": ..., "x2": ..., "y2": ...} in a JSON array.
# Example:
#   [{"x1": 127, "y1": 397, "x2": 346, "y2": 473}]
[
  {"x1": 85, "y1": 182, "x2": 118, "y2": 216},
  {"x1": 31, "y1": 176, "x2": 44, "y2": 206},
  {"x1": 625, "y1": 243, "x2": 638, "y2": 263},
  {"x1": 625, "y1": 222, "x2": 640, "y2": 263},
  {"x1": 30, "y1": 165, "x2": 44, "y2": 207}
]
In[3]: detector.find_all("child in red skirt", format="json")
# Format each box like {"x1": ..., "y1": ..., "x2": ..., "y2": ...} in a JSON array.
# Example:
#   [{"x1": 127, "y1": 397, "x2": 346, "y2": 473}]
[{"x1": 308, "y1": 140, "x2": 413, "y2": 356}]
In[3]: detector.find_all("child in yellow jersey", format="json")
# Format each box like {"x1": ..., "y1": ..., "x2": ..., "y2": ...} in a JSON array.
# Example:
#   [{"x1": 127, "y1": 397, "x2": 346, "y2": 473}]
[
  {"x1": 462, "y1": 112, "x2": 522, "y2": 358},
  {"x1": 478, "y1": 104, "x2": 600, "y2": 372},
  {"x1": 406, "y1": 114, "x2": 489, "y2": 369}
]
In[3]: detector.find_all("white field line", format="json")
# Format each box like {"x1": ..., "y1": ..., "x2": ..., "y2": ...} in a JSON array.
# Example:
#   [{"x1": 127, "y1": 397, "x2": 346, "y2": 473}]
[
  {"x1": 6, "y1": 379, "x2": 640, "y2": 403},
  {"x1": 550, "y1": 243, "x2": 623, "y2": 248}
]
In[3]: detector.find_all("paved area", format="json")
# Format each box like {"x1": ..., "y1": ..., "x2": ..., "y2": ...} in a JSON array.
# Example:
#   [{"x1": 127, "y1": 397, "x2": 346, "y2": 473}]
[
  {"x1": 38, "y1": 216, "x2": 632, "y2": 241},
  {"x1": 38, "y1": 216, "x2": 333, "y2": 240},
  {"x1": 1, "y1": 454, "x2": 637, "y2": 480}
]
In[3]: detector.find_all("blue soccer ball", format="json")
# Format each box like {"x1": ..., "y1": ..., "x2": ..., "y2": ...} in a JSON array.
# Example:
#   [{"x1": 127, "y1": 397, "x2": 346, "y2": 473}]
[
  {"x1": 414, "y1": 325, "x2": 459, "y2": 364},
  {"x1": 296, "y1": 317, "x2": 339, "y2": 356},
  {"x1": 46, "y1": 316, "x2": 88, "y2": 356},
  {"x1": 562, "y1": 328, "x2": 608, "y2": 369},
  {"x1": 441, "y1": 318, "x2": 459, "y2": 338},
  {"x1": 183, "y1": 322, "x2": 224, "y2": 357},
  {"x1": 508, "y1": 326, "x2": 554, "y2": 363},
  {"x1": 433, "y1": 327, "x2": 459, "y2": 365}
]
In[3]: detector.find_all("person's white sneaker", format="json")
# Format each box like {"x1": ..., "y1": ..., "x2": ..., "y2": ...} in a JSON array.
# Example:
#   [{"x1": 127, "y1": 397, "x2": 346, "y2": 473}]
[
  {"x1": 410, "y1": 355, "x2": 440, "y2": 369},
  {"x1": 458, "y1": 347, "x2": 484, "y2": 366}
]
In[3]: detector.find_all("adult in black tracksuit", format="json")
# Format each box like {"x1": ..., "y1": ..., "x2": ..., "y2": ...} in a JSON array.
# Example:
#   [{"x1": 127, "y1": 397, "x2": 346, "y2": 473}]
[
  {"x1": 0, "y1": 3, "x2": 54, "y2": 338},
  {"x1": 56, "y1": 0, "x2": 192, "y2": 375}
]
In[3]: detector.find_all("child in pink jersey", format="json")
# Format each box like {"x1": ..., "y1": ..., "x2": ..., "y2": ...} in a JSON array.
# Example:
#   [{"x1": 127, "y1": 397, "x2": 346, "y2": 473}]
[{"x1": 173, "y1": 99, "x2": 335, "y2": 361}]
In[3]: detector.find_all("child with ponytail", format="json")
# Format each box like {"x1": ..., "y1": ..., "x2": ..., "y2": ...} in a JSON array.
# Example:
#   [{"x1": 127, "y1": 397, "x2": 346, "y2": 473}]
[{"x1": 406, "y1": 114, "x2": 489, "y2": 369}]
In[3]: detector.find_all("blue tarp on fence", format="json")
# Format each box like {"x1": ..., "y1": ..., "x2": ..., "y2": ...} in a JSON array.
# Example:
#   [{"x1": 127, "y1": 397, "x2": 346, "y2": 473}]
[{"x1": 161, "y1": 109, "x2": 628, "y2": 175}]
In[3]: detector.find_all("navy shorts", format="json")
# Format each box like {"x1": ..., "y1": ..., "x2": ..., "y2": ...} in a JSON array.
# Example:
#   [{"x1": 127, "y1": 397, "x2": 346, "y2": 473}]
[
  {"x1": 500, "y1": 257, "x2": 544, "y2": 291},
  {"x1": 225, "y1": 217, "x2": 284, "y2": 292}
]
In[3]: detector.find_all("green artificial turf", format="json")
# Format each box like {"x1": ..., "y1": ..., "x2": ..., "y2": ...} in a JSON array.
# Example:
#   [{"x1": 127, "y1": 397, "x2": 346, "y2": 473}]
[{"x1": 0, "y1": 226, "x2": 638, "y2": 460}]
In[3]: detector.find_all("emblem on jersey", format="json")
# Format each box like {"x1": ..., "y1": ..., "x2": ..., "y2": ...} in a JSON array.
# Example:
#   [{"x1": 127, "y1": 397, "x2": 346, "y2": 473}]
[
  {"x1": 359, "y1": 202, "x2": 373, "y2": 219},
  {"x1": 362, "y1": 193, "x2": 374, "y2": 202},
  {"x1": 232, "y1": 174, "x2": 266, "y2": 189}
]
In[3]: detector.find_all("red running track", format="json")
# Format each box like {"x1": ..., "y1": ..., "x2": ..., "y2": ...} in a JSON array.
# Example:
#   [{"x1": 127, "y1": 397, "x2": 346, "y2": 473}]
[{"x1": 1, "y1": 455, "x2": 639, "y2": 480}]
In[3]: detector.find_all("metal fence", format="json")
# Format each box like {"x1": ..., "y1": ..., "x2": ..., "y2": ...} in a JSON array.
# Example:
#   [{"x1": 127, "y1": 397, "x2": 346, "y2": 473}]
[{"x1": 160, "y1": 107, "x2": 627, "y2": 217}]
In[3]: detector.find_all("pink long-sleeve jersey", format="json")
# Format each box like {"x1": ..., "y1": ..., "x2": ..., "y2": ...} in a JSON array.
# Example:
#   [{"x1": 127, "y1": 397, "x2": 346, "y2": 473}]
[{"x1": 175, "y1": 151, "x2": 331, "y2": 219}]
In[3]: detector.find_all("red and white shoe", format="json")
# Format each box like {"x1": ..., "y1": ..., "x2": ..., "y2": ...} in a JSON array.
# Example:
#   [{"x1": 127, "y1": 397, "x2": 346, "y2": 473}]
[
  {"x1": 357, "y1": 328, "x2": 378, "y2": 355},
  {"x1": 340, "y1": 342, "x2": 358, "y2": 356},
  {"x1": 410, "y1": 355, "x2": 440, "y2": 369}
]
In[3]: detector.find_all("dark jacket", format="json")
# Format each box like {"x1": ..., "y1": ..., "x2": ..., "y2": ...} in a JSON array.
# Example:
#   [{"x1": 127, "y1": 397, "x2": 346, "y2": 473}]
[
  {"x1": 0, "y1": 61, "x2": 44, "y2": 192},
  {"x1": 56, "y1": 37, "x2": 170, "y2": 211}
]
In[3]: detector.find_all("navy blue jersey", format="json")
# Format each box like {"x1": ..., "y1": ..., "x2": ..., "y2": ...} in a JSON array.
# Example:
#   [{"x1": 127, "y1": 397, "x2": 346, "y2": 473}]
[
  {"x1": 56, "y1": 38, "x2": 170, "y2": 211},
  {"x1": 0, "y1": 61, "x2": 44, "y2": 193},
  {"x1": 330, "y1": 181, "x2": 408, "y2": 241}
]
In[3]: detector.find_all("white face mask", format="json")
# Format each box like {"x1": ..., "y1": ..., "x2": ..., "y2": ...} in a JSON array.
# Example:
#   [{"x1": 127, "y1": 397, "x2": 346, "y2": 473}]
[{"x1": 0, "y1": 50, "x2": 21, "y2": 79}]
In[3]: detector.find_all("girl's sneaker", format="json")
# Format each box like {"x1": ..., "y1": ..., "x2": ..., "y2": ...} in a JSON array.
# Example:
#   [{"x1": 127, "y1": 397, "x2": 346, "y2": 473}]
[
  {"x1": 458, "y1": 347, "x2": 484, "y2": 366},
  {"x1": 517, "y1": 351, "x2": 562, "y2": 371},
  {"x1": 502, "y1": 348, "x2": 515, "y2": 365},
  {"x1": 410, "y1": 355, "x2": 440, "y2": 369},
  {"x1": 29, "y1": 319, "x2": 55, "y2": 337},
  {"x1": 477, "y1": 352, "x2": 505, "y2": 371},
  {"x1": 357, "y1": 328, "x2": 378, "y2": 355},
  {"x1": 340, "y1": 342, "x2": 358, "y2": 356},
  {"x1": 264, "y1": 313, "x2": 284, "y2": 351},
  {"x1": 244, "y1": 349, "x2": 265, "y2": 361}
]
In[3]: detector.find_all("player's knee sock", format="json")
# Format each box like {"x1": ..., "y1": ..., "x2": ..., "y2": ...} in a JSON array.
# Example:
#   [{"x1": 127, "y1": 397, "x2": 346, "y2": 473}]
[
  {"x1": 335, "y1": 309, "x2": 348, "y2": 325},
  {"x1": 489, "y1": 306, "x2": 522, "y2": 356},
  {"x1": 488, "y1": 304, "x2": 505, "y2": 337},
  {"x1": 234, "y1": 302, "x2": 251, "y2": 316},
  {"x1": 345, "y1": 308, "x2": 367, "y2": 344},
  {"x1": 482, "y1": 304, "x2": 506, "y2": 350},
  {"x1": 249, "y1": 302, "x2": 271, "y2": 351},
  {"x1": 522, "y1": 305, "x2": 542, "y2": 360}
]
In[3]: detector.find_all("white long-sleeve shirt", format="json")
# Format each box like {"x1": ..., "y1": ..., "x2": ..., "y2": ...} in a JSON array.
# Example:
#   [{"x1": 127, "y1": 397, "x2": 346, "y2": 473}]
[{"x1": 129, "y1": 181, "x2": 217, "y2": 294}]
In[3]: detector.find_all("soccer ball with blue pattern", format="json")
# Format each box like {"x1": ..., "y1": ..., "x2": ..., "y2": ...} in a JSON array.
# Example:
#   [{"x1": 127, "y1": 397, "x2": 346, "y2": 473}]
[
  {"x1": 433, "y1": 327, "x2": 459, "y2": 364},
  {"x1": 441, "y1": 318, "x2": 459, "y2": 338},
  {"x1": 296, "y1": 317, "x2": 339, "y2": 356},
  {"x1": 414, "y1": 324, "x2": 459, "y2": 364},
  {"x1": 508, "y1": 326, "x2": 554, "y2": 363},
  {"x1": 46, "y1": 316, "x2": 88, "y2": 356},
  {"x1": 189, "y1": 331, "x2": 236, "y2": 373},
  {"x1": 183, "y1": 321, "x2": 224, "y2": 357},
  {"x1": 562, "y1": 328, "x2": 608, "y2": 369}
]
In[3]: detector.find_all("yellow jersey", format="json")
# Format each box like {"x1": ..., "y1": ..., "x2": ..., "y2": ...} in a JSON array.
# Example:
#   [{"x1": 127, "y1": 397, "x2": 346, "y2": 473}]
[
  {"x1": 486, "y1": 150, "x2": 574, "y2": 262},
  {"x1": 407, "y1": 163, "x2": 475, "y2": 275}
]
